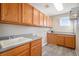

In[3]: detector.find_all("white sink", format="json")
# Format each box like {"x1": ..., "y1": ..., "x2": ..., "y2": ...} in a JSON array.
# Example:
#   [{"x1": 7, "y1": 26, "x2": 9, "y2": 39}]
[{"x1": 0, "y1": 37, "x2": 32, "y2": 48}]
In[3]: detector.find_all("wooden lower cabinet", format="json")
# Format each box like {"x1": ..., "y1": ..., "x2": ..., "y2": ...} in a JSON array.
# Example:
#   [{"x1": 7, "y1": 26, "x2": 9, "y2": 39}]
[
  {"x1": 30, "y1": 39, "x2": 42, "y2": 56},
  {"x1": 0, "y1": 39, "x2": 42, "y2": 56},
  {"x1": 17, "y1": 49, "x2": 30, "y2": 56},
  {"x1": 55, "y1": 35, "x2": 64, "y2": 46},
  {"x1": 65, "y1": 35, "x2": 75, "y2": 49},
  {"x1": 0, "y1": 43, "x2": 30, "y2": 56},
  {"x1": 31, "y1": 44, "x2": 42, "y2": 56},
  {"x1": 47, "y1": 33, "x2": 57, "y2": 45},
  {"x1": 47, "y1": 33, "x2": 75, "y2": 49}
]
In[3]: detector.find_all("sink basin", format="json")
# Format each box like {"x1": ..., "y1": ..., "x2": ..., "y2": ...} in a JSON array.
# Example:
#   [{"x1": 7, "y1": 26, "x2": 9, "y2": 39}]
[{"x1": 0, "y1": 37, "x2": 32, "y2": 48}]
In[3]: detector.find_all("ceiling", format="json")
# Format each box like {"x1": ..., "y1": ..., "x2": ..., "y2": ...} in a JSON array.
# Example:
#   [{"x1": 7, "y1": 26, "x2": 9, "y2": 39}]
[{"x1": 30, "y1": 3, "x2": 79, "y2": 16}]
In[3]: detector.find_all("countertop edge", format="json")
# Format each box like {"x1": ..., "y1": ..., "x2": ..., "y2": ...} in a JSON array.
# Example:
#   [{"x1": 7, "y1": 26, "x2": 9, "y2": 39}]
[{"x1": 0, "y1": 37, "x2": 42, "y2": 53}]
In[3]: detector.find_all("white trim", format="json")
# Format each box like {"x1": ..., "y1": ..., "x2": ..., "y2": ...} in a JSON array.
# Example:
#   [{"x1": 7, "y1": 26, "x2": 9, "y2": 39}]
[{"x1": 42, "y1": 43, "x2": 47, "y2": 47}]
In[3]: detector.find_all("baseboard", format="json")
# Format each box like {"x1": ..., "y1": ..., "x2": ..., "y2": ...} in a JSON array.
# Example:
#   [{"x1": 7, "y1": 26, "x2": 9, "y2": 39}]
[{"x1": 75, "y1": 50, "x2": 79, "y2": 56}]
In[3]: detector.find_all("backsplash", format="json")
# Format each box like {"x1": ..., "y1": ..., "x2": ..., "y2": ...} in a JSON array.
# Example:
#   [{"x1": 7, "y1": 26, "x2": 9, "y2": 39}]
[
  {"x1": 0, "y1": 24, "x2": 49, "y2": 36},
  {"x1": 0, "y1": 23, "x2": 50, "y2": 46}
]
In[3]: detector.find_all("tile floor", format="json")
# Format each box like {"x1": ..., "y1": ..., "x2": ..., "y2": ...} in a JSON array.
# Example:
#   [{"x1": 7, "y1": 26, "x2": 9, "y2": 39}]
[{"x1": 42, "y1": 44, "x2": 77, "y2": 56}]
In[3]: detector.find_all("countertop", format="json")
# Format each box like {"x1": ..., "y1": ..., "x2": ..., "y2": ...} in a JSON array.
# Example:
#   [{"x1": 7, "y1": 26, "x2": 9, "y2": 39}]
[
  {"x1": 48, "y1": 32, "x2": 76, "y2": 35},
  {"x1": 0, "y1": 36, "x2": 41, "y2": 53}
]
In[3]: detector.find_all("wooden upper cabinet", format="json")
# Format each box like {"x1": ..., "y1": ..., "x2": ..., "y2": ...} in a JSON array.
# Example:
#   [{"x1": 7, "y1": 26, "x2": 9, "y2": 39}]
[
  {"x1": 33, "y1": 8, "x2": 40, "y2": 26},
  {"x1": 47, "y1": 16, "x2": 52, "y2": 27},
  {"x1": 49, "y1": 18, "x2": 52, "y2": 27},
  {"x1": 0, "y1": 3, "x2": 50, "y2": 27},
  {"x1": 48, "y1": 17, "x2": 52, "y2": 27},
  {"x1": 44, "y1": 15, "x2": 47, "y2": 26},
  {"x1": 1, "y1": 3, "x2": 21, "y2": 23},
  {"x1": 47, "y1": 16, "x2": 50, "y2": 27},
  {"x1": 40, "y1": 12, "x2": 44, "y2": 26},
  {"x1": 22, "y1": 4, "x2": 33, "y2": 25}
]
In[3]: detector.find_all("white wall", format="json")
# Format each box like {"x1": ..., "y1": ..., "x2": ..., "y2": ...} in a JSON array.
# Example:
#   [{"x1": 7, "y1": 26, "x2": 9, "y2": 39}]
[
  {"x1": 76, "y1": 18, "x2": 79, "y2": 55},
  {"x1": 50, "y1": 13, "x2": 74, "y2": 33},
  {"x1": 0, "y1": 23, "x2": 50, "y2": 46}
]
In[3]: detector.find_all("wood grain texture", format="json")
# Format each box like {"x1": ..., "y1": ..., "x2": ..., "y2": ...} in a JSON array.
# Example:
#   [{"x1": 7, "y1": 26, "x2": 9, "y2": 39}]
[
  {"x1": 55, "y1": 34, "x2": 65, "y2": 46},
  {"x1": 30, "y1": 39, "x2": 42, "y2": 56},
  {"x1": 47, "y1": 33, "x2": 57, "y2": 45},
  {"x1": 31, "y1": 44, "x2": 42, "y2": 56},
  {"x1": 0, "y1": 3, "x2": 51, "y2": 28},
  {"x1": 44, "y1": 15, "x2": 47, "y2": 26},
  {"x1": 65, "y1": 35, "x2": 75, "y2": 49},
  {"x1": 49, "y1": 18, "x2": 52, "y2": 27},
  {"x1": 1, "y1": 3, "x2": 21, "y2": 23},
  {"x1": 40, "y1": 12, "x2": 44, "y2": 26},
  {"x1": 47, "y1": 33, "x2": 75, "y2": 49},
  {"x1": 22, "y1": 4, "x2": 33, "y2": 25},
  {"x1": 17, "y1": 49, "x2": 30, "y2": 56},
  {"x1": 31, "y1": 39, "x2": 42, "y2": 47},
  {"x1": 46, "y1": 16, "x2": 50, "y2": 27},
  {"x1": 33, "y1": 8, "x2": 40, "y2": 26},
  {"x1": 0, "y1": 43, "x2": 30, "y2": 56}
]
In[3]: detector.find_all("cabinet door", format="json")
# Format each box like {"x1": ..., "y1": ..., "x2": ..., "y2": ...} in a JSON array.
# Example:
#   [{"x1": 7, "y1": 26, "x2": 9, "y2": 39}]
[
  {"x1": 65, "y1": 35, "x2": 75, "y2": 48},
  {"x1": 56, "y1": 35, "x2": 64, "y2": 46},
  {"x1": 47, "y1": 33, "x2": 52, "y2": 44},
  {"x1": 31, "y1": 44, "x2": 42, "y2": 56},
  {"x1": 17, "y1": 49, "x2": 30, "y2": 56},
  {"x1": 47, "y1": 16, "x2": 50, "y2": 27},
  {"x1": 40, "y1": 12, "x2": 44, "y2": 26},
  {"x1": 1, "y1": 3, "x2": 21, "y2": 23},
  {"x1": 47, "y1": 33, "x2": 51, "y2": 43},
  {"x1": 49, "y1": 18, "x2": 52, "y2": 27},
  {"x1": 22, "y1": 4, "x2": 33, "y2": 25},
  {"x1": 44, "y1": 15, "x2": 47, "y2": 26},
  {"x1": 0, "y1": 43, "x2": 30, "y2": 56},
  {"x1": 47, "y1": 33, "x2": 57, "y2": 45},
  {"x1": 31, "y1": 39, "x2": 42, "y2": 47},
  {"x1": 33, "y1": 8, "x2": 40, "y2": 26}
]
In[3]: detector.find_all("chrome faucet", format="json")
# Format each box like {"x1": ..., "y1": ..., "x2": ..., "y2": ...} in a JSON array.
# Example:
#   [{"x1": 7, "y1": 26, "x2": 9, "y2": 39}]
[{"x1": 9, "y1": 35, "x2": 14, "y2": 40}]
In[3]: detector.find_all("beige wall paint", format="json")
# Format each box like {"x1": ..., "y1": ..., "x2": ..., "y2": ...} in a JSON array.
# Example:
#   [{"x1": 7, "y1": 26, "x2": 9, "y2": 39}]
[
  {"x1": 0, "y1": 23, "x2": 50, "y2": 46},
  {"x1": 50, "y1": 13, "x2": 74, "y2": 33}
]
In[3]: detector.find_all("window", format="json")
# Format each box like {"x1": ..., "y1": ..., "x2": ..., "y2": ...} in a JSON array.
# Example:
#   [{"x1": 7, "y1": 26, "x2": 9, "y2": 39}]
[{"x1": 60, "y1": 16, "x2": 71, "y2": 26}]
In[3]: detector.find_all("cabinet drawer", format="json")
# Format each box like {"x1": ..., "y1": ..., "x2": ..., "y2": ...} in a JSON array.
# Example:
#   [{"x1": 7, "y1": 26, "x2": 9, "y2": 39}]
[
  {"x1": 31, "y1": 39, "x2": 42, "y2": 47},
  {"x1": 0, "y1": 43, "x2": 30, "y2": 56}
]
